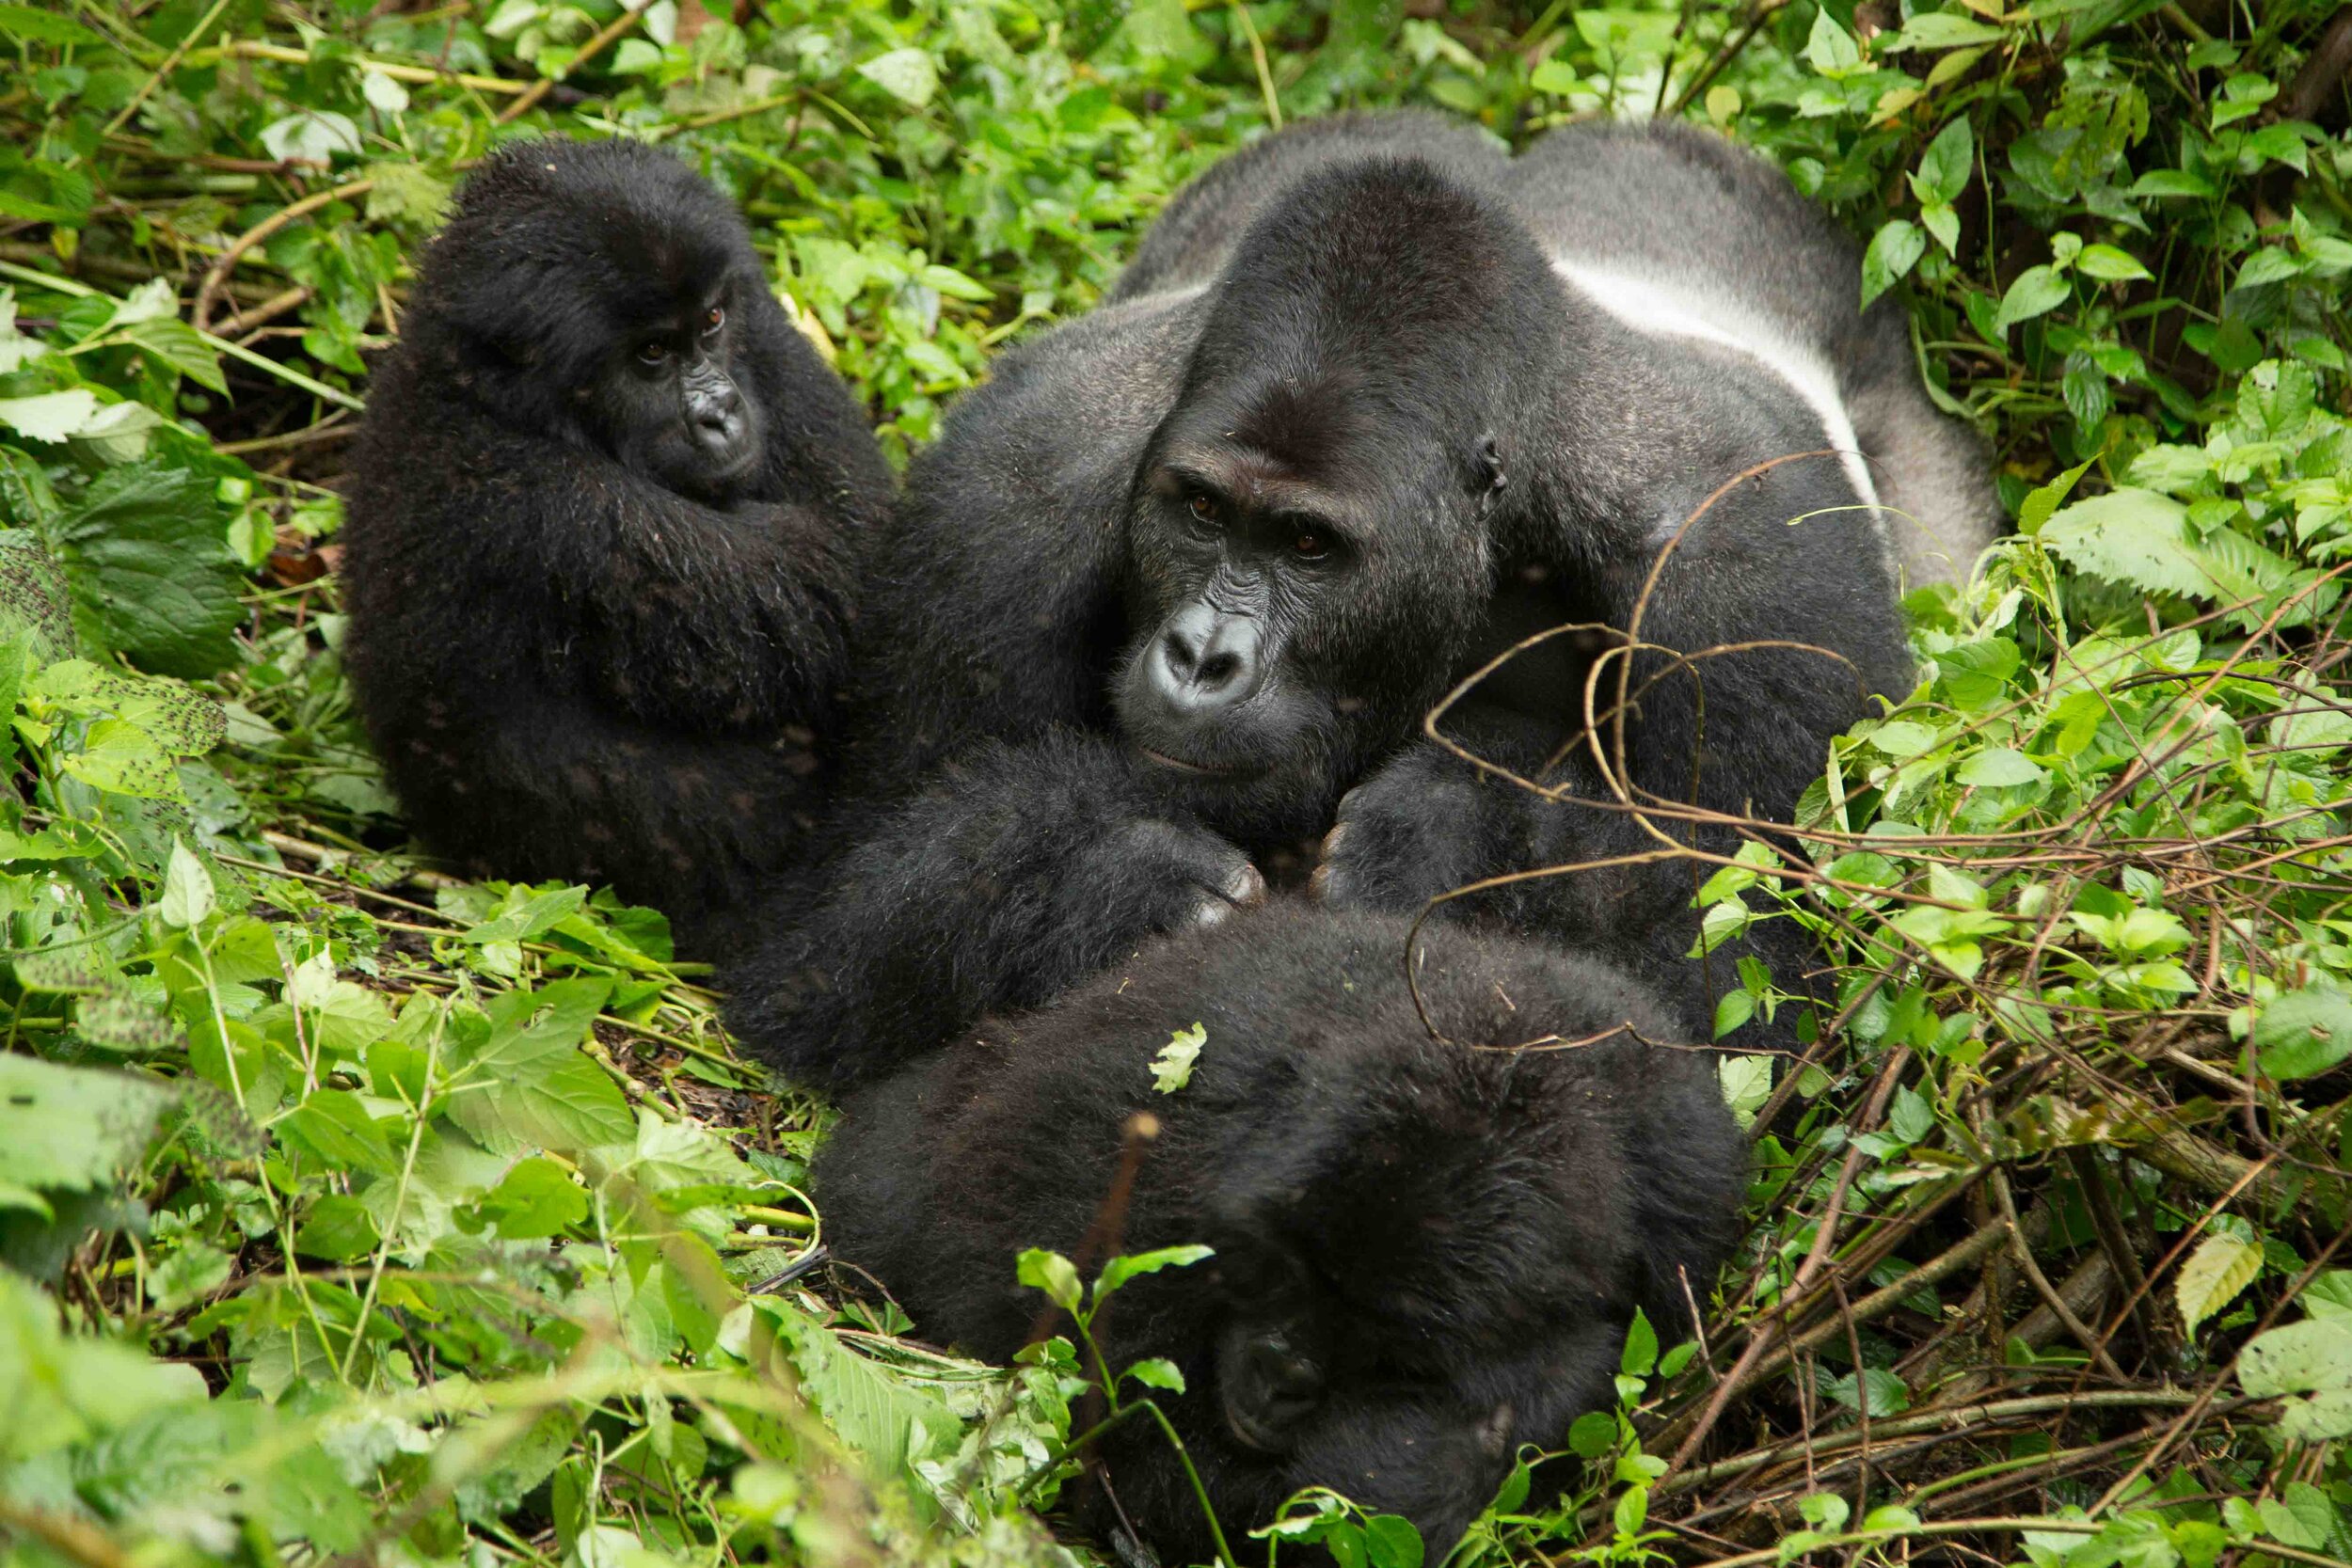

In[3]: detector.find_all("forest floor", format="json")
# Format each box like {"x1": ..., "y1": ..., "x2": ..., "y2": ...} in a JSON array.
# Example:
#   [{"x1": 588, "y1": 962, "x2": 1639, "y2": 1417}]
[{"x1": 1, "y1": 2, "x2": 2351, "y2": 1566}]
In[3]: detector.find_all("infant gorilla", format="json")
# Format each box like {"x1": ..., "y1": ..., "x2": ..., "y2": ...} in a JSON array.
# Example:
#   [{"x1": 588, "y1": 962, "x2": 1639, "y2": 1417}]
[{"x1": 817, "y1": 904, "x2": 1747, "y2": 1561}]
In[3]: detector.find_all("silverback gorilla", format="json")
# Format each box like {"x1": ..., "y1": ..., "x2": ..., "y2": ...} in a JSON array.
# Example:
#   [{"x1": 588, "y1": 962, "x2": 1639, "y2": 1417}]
[
  {"x1": 816, "y1": 904, "x2": 1748, "y2": 1561},
  {"x1": 343, "y1": 139, "x2": 891, "y2": 942},
  {"x1": 724, "y1": 112, "x2": 1997, "y2": 1085}
]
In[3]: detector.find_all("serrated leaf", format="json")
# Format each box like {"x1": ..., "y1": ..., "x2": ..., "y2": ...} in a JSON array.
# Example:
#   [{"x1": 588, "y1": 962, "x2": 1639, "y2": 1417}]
[
  {"x1": 1151, "y1": 1020, "x2": 1205, "y2": 1093},
  {"x1": 74, "y1": 991, "x2": 185, "y2": 1055},
  {"x1": 2039, "y1": 488, "x2": 2219, "y2": 599},
  {"x1": 2177, "y1": 1234, "x2": 2263, "y2": 1334},
  {"x1": 55, "y1": 463, "x2": 245, "y2": 679},
  {"x1": 1718, "y1": 1054, "x2": 1772, "y2": 1129},
  {"x1": 775, "y1": 1308, "x2": 959, "y2": 1476},
  {"x1": 119, "y1": 318, "x2": 225, "y2": 395}
]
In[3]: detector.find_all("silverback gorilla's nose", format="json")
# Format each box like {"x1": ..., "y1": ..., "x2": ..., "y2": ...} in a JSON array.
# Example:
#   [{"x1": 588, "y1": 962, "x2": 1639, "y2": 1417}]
[{"x1": 1151, "y1": 602, "x2": 1262, "y2": 715}]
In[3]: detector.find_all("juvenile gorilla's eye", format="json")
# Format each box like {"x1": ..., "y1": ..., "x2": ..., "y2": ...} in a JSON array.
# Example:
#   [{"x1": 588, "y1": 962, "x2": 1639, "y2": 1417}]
[
  {"x1": 637, "y1": 341, "x2": 670, "y2": 365},
  {"x1": 701, "y1": 305, "x2": 725, "y2": 335},
  {"x1": 1188, "y1": 493, "x2": 1219, "y2": 525},
  {"x1": 1293, "y1": 531, "x2": 1330, "y2": 560}
]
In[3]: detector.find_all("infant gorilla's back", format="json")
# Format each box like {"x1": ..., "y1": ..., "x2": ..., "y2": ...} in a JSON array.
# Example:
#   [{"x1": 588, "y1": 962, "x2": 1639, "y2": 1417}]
[{"x1": 817, "y1": 902, "x2": 1749, "y2": 1561}]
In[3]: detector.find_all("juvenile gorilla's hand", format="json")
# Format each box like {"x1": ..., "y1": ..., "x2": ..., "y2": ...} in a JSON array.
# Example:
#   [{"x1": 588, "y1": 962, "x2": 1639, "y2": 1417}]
[
  {"x1": 1065, "y1": 816, "x2": 1267, "y2": 941},
  {"x1": 1310, "y1": 747, "x2": 1500, "y2": 911}
]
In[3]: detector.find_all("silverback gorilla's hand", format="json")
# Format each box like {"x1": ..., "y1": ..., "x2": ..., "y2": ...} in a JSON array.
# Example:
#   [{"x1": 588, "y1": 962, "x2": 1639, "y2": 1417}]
[{"x1": 1065, "y1": 816, "x2": 1267, "y2": 940}]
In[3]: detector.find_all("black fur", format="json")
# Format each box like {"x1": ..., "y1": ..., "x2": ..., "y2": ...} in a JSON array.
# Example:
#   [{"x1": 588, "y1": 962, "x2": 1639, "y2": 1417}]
[
  {"x1": 724, "y1": 112, "x2": 1997, "y2": 1085},
  {"x1": 343, "y1": 138, "x2": 891, "y2": 942},
  {"x1": 817, "y1": 902, "x2": 1748, "y2": 1562}
]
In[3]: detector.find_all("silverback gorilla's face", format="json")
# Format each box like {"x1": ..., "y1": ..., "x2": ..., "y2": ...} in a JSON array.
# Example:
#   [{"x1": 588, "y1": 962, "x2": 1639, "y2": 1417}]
[
  {"x1": 1112, "y1": 386, "x2": 1496, "y2": 840},
  {"x1": 580, "y1": 272, "x2": 767, "y2": 504}
]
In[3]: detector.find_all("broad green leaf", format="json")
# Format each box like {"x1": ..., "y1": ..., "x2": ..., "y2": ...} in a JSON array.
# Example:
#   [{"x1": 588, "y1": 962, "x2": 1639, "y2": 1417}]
[
  {"x1": 2176, "y1": 1234, "x2": 2263, "y2": 1335},
  {"x1": 1017, "y1": 1248, "x2": 1083, "y2": 1312},
  {"x1": 1916, "y1": 118, "x2": 1974, "y2": 205},
  {"x1": 1861, "y1": 219, "x2": 1925, "y2": 308},
  {"x1": 1718, "y1": 1053, "x2": 1772, "y2": 1129},
  {"x1": 1955, "y1": 747, "x2": 2045, "y2": 786},
  {"x1": 120, "y1": 318, "x2": 226, "y2": 394},
  {"x1": 0, "y1": 1054, "x2": 176, "y2": 1191},
  {"x1": 158, "y1": 837, "x2": 215, "y2": 928},
  {"x1": 1805, "y1": 9, "x2": 1861, "y2": 74},
  {"x1": 1123, "y1": 1356, "x2": 1185, "y2": 1393},
  {"x1": 1621, "y1": 1307, "x2": 1658, "y2": 1376},
  {"x1": 2076, "y1": 245, "x2": 2153, "y2": 282},
  {"x1": 2038, "y1": 488, "x2": 2217, "y2": 599},
  {"x1": 1991, "y1": 264, "x2": 2071, "y2": 336},
  {"x1": 856, "y1": 47, "x2": 938, "y2": 107},
  {"x1": 1881, "y1": 10, "x2": 2004, "y2": 50},
  {"x1": 1362, "y1": 1514, "x2": 1424, "y2": 1568},
  {"x1": 0, "y1": 4, "x2": 111, "y2": 46},
  {"x1": 774, "y1": 1307, "x2": 959, "y2": 1477},
  {"x1": 54, "y1": 463, "x2": 245, "y2": 678},
  {"x1": 0, "y1": 389, "x2": 102, "y2": 444},
  {"x1": 259, "y1": 110, "x2": 362, "y2": 166},
  {"x1": 2248, "y1": 988, "x2": 2352, "y2": 1081},
  {"x1": 2239, "y1": 1320, "x2": 2352, "y2": 1440},
  {"x1": 0, "y1": 1271, "x2": 207, "y2": 1463}
]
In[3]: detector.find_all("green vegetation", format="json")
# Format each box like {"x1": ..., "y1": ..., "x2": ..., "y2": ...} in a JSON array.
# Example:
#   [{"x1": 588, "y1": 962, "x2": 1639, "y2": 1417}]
[{"x1": 0, "y1": 0, "x2": 2347, "y2": 1564}]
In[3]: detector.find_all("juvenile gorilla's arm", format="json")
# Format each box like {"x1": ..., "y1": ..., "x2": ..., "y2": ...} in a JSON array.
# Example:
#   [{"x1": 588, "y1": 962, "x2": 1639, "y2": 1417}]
[
  {"x1": 470, "y1": 440, "x2": 858, "y2": 736},
  {"x1": 725, "y1": 733, "x2": 1261, "y2": 1089}
]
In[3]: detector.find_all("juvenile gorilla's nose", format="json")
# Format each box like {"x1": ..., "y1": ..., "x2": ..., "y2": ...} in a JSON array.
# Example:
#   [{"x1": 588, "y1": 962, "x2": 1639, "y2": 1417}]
[{"x1": 1151, "y1": 602, "x2": 1262, "y2": 715}]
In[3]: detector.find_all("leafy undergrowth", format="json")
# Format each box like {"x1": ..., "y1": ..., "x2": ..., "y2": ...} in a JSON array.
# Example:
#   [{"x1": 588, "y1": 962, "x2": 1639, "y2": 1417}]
[{"x1": 1, "y1": 1, "x2": 2350, "y2": 1566}]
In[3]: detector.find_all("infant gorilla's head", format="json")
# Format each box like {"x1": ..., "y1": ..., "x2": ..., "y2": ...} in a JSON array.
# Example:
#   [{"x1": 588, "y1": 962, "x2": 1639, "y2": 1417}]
[{"x1": 817, "y1": 903, "x2": 1748, "y2": 1562}]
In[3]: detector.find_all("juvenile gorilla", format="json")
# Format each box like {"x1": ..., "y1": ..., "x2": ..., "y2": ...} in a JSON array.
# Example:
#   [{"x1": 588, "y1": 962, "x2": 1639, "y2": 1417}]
[
  {"x1": 818, "y1": 903, "x2": 1748, "y2": 1562},
  {"x1": 726, "y1": 113, "x2": 1997, "y2": 1084},
  {"x1": 344, "y1": 139, "x2": 891, "y2": 939}
]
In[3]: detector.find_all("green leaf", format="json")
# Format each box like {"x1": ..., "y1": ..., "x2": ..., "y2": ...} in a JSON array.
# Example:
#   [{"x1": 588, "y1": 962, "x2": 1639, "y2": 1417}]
[
  {"x1": 0, "y1": 1271, "x2": 207, "y2": 1464},
  {"x1": 0, "y1": 389, "x2": 103, "y2": 445},
  {"x1": 1017, "y1": 1247, "x2": 1082, "y2": 1312},
  {"x1": 1123, "y1": 1356, "x2": 1186, "y2": 1393},
  {"x1": 1991, "y1": 264, "x2": 2071, "y2": 336},
  {"x1": 2176, "y1": 1234, "x2": 2263, "y2": 1335},
  {"x1": 1096, "y1": 1243, "x2": 1214, "y2": 1299},
  {"x1": 54, "y1": 463, "x2": 245, "y2": 678},
  {"x1": 2038, "y1": 488, "x2": 2218, "y2": 599},
  {"x1": 1361, "y1": 1514, "x2": 1424, "y2": 1568},
  {"x1": 1916, "y1": 118, "x2": 1974, "y2": 205},
  {"x1": 1955, "y1": 747, "x2": 2045, "y2": 787},
  {"x1": 1881, "y1": 10, "x2": 2004, "y2": 50},
  {"x1": 1861, "y1": 219, "x2": 1925, "y2": 308},
  {"x1": 2017, "y1": 457, "x2": 2096, "y2": 536},
  {"x1": 158, "y1": 837, "x2": 215, "y2": 928},
  {"x1": 856, "y1": 46, "x2": 939, "y2": 107},
  {"x1": 1718, "y1": 1054, "x2": 1772, "y2": 1129},
  {"x1": 1621, "y1": 1308, "x2": 1658, "y2": 1376},
  {"x1": 2076, "y1": 245, "x2": 2153, "y2": 282},
  {"x1": 0, "y1": 5, "x2": 111, "y2": 47},
  {"x1": 2239, "y1": 1320, "x2": 2352, "y2": 1440},
  {"x1": 1805, "y1": 8, "x2": 1861, "y2": 74},
  {"x1": 0, "y1": 1054, "x2": 176, "y2": 1192},
  {"x1": 2248, "y1": 988, "x2": 2352, "y2": 1081},
  {"x1": 1151, "y1": 1020, "x2": 1205, "y2": 1093},
  {"x1": 773, "y1": 1307, "x2": 959, "y2": 1477},
  {"x1": 119, "y1": 318, "x2": 226, "y2": 394}
]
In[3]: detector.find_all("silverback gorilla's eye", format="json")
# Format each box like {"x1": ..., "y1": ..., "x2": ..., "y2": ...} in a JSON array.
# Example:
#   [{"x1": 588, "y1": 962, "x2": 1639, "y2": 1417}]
[
  {"x1": 702, "y1": 305, "x2": 724, "y2": 335},
  {"x1": 1188, "y1": 493, "x2": 1217, "y2": 525},
  {"x1": 637, "y1": 341, "x2": 669, "y2": 365},
  {"x1": 1294, "y1": 531, "x2": 1328, "y2": 560}
]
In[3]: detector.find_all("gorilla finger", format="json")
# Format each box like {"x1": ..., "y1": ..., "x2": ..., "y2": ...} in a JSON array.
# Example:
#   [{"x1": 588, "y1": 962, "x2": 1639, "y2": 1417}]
[
  {"x1": 1318, "y1": 821, "x2": 1350, "y2": 863},
  {"x1": 1308, "y1": 862, "x2": 1335, "y2": 901},
  {"x1": 1225, "y1": 860, "x2": 1268, "y2": 908}
]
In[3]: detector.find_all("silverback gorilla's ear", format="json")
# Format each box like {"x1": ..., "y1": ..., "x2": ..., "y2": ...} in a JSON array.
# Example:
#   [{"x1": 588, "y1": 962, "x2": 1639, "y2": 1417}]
[{"x1": 1477, "y1": 433, "x2": 1508, "y2": 510}]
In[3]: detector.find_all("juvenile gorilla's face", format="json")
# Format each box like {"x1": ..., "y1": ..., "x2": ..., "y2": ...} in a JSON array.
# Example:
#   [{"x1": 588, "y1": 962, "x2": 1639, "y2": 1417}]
[
  {"x1": 1111, "y1": 396, "x2": 1494, "y2": 841},
  {"x1": 1096, "y1": 1095, "x2": 1629, "y2": 1563},
  {"x1": 582, "y1": 275, "x2": 766, "y2": 504}
]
